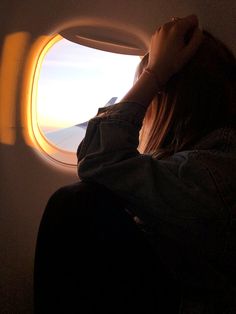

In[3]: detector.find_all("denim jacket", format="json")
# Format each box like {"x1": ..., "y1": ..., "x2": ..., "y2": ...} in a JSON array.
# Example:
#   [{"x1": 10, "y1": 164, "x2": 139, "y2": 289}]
[{"x1": 77, "y1": 101, "x2": 236, "y2": 314}]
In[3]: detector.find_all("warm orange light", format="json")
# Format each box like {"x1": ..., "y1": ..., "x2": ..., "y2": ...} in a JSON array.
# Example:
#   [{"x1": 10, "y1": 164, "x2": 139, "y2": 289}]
[
  {"x1": 21, "y1": 34, "x2": 60, "y2": 150},
  {"x1": 21, "y1": 34, "x2": 77, "y2": 167},
  {"x1": 0, "y1": 32, "x2": 30, "y2": 145}
]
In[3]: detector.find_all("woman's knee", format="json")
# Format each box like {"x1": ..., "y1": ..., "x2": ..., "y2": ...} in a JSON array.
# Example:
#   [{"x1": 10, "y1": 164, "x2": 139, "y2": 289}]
[
  {"x1": 41, "y1": 181, "x2": 121, "y2": 227},
  {"x1": 50, "y1": 181, "x2": 114, "y2": 204},
  {"x1": 48, "y1": 181, "x2": 97, "y2": 205}
]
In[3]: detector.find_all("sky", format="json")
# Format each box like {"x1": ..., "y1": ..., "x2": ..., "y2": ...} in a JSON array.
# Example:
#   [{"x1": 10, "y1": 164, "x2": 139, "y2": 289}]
[{"x1": 37, "y1": 39, "x2": 140, "y2": 132}]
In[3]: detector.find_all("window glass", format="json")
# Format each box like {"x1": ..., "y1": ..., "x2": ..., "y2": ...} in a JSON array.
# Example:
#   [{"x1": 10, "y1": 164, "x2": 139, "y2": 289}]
[{"x1": 37, "y1": 38, "x2": 140, "y2": 152}]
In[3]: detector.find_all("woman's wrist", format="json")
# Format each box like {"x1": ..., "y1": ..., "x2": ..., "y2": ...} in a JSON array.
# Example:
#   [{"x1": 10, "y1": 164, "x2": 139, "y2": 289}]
[{"x1": 121, "y1": 68, "x2": 164, "y2": 107}]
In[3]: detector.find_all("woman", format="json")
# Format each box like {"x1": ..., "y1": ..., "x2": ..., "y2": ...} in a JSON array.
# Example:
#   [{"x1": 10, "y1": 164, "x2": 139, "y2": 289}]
[{"x1": 34, "y1": 15, "x2": 236, "y2": 313}]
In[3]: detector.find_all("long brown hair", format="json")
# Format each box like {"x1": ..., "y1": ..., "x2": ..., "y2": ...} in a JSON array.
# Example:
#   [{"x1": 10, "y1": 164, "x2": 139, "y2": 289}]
[{"x1": 138, "y1": 31, "x2": 236, "y2": 159}]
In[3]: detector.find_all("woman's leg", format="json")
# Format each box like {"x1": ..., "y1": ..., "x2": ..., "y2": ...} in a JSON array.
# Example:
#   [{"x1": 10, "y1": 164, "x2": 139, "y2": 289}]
[{"x1": 34, "y1": 181, "x2": 180, "y2": 314}]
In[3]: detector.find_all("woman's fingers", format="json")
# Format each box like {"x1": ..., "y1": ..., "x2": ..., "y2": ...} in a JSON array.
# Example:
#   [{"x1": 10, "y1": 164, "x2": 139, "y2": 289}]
[
  {"x1": 147, "y1": 14, "x2": 203, "y2": 84},
  {"x1": 175, "y1": 15, "x2": 203, "y2": 67},
  {"x1": 176, "y1": 14, "x2": 199, "y2": 33},
  {"x1": 182, "y1": 27, "x2": 203, "y2": 62}
]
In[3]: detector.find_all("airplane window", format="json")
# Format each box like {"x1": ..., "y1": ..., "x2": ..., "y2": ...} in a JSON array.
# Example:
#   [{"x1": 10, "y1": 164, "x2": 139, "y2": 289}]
[{"x1": 37, "y1": 38, "x2": 140, "y2": 155}]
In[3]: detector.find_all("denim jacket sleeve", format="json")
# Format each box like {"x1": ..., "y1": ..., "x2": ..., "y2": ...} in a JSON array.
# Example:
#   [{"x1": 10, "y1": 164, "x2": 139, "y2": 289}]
[{"x1": 77, "y1": 101, "x2": 225, "y2": 226}]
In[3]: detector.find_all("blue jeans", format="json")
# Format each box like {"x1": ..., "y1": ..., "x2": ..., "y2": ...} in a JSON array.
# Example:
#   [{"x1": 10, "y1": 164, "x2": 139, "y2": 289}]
[{"x1": 34, "y1": 182, "x2": 181, "y2": 313}]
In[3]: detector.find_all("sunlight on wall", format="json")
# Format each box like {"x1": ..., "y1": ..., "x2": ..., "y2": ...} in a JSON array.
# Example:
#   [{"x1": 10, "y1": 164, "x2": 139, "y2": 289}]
[{"x1": 0, "y1": 32, "x2": 30, "y2": 145}]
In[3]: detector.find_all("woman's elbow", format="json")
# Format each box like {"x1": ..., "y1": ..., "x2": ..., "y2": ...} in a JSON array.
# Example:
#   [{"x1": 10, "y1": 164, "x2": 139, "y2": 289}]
[
  {"x1": 77, "y1": 160, "x2": 88, "y2": 180},
  {"x1": 77, "y1": 158, "x2": 98, "y2": 181}
]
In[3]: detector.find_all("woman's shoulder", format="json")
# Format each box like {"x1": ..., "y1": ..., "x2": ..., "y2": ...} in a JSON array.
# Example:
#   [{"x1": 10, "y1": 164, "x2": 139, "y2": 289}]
[
  {"x1": 161, "y1": 126, "x2": 236, "y2": 165},
  {"x1": 171, "y1": 126, "x2": 236, "y2": 177},
  {"x1": 192, "y1": 125, "x2": 236, "y2": 153},
  {"x1": 175, "y1": 126, "x2": 236, "y2": 212}
]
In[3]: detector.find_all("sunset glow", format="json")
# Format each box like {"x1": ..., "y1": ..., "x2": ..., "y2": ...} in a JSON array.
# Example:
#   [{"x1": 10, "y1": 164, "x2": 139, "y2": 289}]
[{"x1": 37, "y1": 39, "x2": 140, "y2": 132}]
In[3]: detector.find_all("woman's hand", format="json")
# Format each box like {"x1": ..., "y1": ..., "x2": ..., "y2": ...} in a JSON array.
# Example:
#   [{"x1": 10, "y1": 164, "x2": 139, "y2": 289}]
[
  {"x1": 147, "y1": 14, "x2": 203, "y2": 85},
  {"x1": 121, "y1": 15, "x2": 203, "y2": 107}
]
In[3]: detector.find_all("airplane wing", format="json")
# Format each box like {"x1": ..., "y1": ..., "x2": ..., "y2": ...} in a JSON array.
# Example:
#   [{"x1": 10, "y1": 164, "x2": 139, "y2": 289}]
[
  {"x1": 104, "y1": 97, "x2": 118, "y2": 107},
  {"x1": 76, "y1": 96, "x2": 118, "y2": 128},
  {"x1": 45, "y1": 97, "x2": 118, "y2": 151}
]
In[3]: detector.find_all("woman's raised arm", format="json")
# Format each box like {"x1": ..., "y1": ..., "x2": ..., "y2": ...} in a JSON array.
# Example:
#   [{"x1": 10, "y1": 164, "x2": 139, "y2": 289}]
[{"x1": 121, "y1": 14, "x2": 203, "y2": 107}]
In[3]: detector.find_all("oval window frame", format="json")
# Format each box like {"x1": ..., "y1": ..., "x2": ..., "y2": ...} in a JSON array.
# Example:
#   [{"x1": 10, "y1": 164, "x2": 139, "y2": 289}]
[
  {"x1": 29, "y1": 33, "x2": 142, "y2": 167},
  {"x1": 30, "y1": 34, "x2": 78, "y2": 166}
]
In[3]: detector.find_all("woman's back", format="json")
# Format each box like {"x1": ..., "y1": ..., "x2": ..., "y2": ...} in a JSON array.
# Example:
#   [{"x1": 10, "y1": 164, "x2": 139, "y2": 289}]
[{"x1": 77, "y1": 19, "x2": 236, "y2": 313}]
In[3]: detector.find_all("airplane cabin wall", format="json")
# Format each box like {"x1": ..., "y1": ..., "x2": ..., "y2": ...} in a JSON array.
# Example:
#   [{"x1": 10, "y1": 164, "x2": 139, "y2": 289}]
[{"x1": 0, "y1": 0, "x2": 235, "y2": 312}]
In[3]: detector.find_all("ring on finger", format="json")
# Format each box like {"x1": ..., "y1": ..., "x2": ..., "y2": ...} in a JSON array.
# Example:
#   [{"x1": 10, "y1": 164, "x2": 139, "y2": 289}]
[{"x1": 171, "y1": 16, "x2": 180, "y2": 22}]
